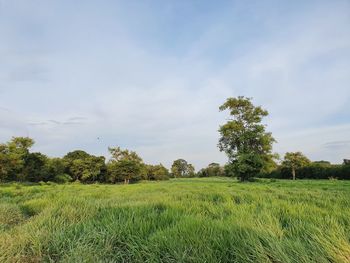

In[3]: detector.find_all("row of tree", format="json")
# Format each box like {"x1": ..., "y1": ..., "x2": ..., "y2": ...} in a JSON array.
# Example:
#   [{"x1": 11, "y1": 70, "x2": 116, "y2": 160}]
[
  {"x1": 261, "y1": 153, "x2": 350, "y2": 180},
  {"x1": 1, "y1": 96, "x2": 348, "y2": 183},
  {"x1": 1, "y1": 135, "x2": 346, "y2": 183},
  {"x1": 196, "y1": 153, "x2": 350, "y2": 180},
  {"x1": 0, "y1": 137, "x2": 199, "y2": 183}
]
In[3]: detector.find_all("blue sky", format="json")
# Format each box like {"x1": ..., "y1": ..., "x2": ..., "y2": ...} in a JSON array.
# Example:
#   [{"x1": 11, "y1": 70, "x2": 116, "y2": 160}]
[{"x1": 0, "y1": 0, "x2": 349, "y2": 169}]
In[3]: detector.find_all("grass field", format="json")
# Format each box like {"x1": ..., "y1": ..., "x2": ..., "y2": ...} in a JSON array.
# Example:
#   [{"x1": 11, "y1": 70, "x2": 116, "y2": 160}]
[{"x1": 0, "y1": 178, "x2": 350, "y2": 263}]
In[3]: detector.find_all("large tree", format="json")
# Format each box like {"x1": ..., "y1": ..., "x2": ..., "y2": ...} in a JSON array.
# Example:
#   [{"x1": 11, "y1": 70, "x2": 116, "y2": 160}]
[
  {"x1": 63, "y1": 150, "x2": 106, "y2": 182},
  {"x1": 107, "y1": 147, "x2": 143, "y2": 184},
  {"x1": 23, "y1": 152, "x2": 49, "y2": 182},
  {"x1": 46, "y1": 157, "x2": 71, "y2": 183},
  {"x1": 108, "y1": 147, "x2": 142, "y2": 163},
  {"x1": 218, "y1": 96, "x2": 275, "y2": 181},
  {"x1": 171, "y1": 159, "x2": 195, "y2": 178},
  {"x1": 282, "y1": 152, "x2": 310, "y2": 180},
  {"x1": 4, "y1": 137, "x2": 35, "y2": 181},
  {"x1": 145, "y1": 164, "x2": 169, "y2": 180}
]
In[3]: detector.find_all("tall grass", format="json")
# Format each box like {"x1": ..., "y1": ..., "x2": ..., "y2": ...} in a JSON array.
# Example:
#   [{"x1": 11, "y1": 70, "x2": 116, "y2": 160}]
[{"x1": 0, "y1": 178, "x2": 349, "y2": 262}]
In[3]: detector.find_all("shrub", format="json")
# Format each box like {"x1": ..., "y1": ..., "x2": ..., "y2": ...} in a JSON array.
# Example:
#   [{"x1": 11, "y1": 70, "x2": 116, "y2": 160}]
[{"x1": 54, "y1": 174, "x2": 72, "y2": 183}]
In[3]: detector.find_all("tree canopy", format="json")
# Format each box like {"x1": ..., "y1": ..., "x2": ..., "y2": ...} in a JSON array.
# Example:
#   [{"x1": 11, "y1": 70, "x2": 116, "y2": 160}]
[
  {"x1": 198, "y1": 163, "x2": 225, "y2": 177},
  {"x1": 107, "y1": 146, "x2": 144, "y2": 184},
  {"x1": 63, "y1": 150, "x2": 106, "y2": 182},
  {"x1": 171, "y1": 159, "x2": 195, "y2": 178},
  {"x1": 218, "y1": 96, "x2": 275, "y2": 181},
  {"x1": 281, "y1": 152, "x2": 311, "y2": 180}
]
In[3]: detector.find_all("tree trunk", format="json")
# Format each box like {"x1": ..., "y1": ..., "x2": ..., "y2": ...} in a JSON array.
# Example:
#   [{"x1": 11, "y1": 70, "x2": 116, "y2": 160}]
[
  {"x1": 124, "y1": 178, "x2": 127, "y2": 184},
  {"x1": 292, "y1": 168, "x2": 296, "y2": 180}
]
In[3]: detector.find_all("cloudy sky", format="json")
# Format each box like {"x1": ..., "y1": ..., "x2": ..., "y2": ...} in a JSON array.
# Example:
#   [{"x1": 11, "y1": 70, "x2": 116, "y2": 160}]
[{"x1": 0, "y1": 0, "x2": 349, "y2": 169}]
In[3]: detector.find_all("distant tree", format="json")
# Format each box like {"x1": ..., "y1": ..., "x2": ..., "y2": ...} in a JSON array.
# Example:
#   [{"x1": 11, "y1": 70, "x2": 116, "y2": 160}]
[
  {"x1": 63, "y1": 150, "x2": 88, "y2": 180},
  {"x1": 0, "y1": 143, "x2": 10, "y2": 181},
  {"x1": 198, "y1": 163, "x2": 224, "y2": 177},
  {"x1": 48, "y1": 158, "x2": 66, "y2": 176},
  {"x1": 314, "y1": 160, "x2": 331, "y2": 165},
  {"x1": 171, "y1": 159, "x2": 195, "y2": 178},
  {"x1": 107, "y1": 146, "x2": 143, "y2": 184},
  {"x1": 108, "y1": 147, "x2": 142, "y2": 163},
  {"x1": 6, "y1": 137, "x2": 35, "y2": 181},
  {"x1": 218, "y1": 96, "x2": 275, "y2": 181},
  {"x1": 46, "y1": 157, "x2": 71, "y2": 182},
  {"x1": 23, "y1": 152, "x2": 49, "y2": 182},
  {"x1": 282, "y1": 152, "x2": 310, "y2": 180},
  {"x1": 88, "y1": 156, "x2": 106, "y2": 182},
  {"x1": 188, "y1": 164, "x2": 195, "y2": 177},
  {"x1": 107, "y1": 159, "x2": 142, "y2": 184},
  {"x1": 64, "y1": 150, "x2": 90, "y2": 161},
  {"x1": 207, "y1": 163, "x2": 222, "y2": 177},
  {"x1": 64, "y1": 150, "x2": 106, "y2": 182},
  {"x1": 0, "y1": 137, "x2": 62, "y2": 183},
  {"x1": 145, "y1": 164, "x2": 169, "y2": 180},
  {"x1": 8, "y1": 137, "x2": 35, "y2": 150}
]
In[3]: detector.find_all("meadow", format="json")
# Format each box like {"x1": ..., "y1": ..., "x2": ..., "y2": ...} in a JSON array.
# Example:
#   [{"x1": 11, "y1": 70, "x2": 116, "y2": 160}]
[{"x1": 0, "y1": 178, "x2": 350, "y2": 263}]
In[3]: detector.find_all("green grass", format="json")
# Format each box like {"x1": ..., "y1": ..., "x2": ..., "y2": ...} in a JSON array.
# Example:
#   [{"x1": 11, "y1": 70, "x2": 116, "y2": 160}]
[{"x1": 1, "y1": 178, "x2": 350, "y2": 263}]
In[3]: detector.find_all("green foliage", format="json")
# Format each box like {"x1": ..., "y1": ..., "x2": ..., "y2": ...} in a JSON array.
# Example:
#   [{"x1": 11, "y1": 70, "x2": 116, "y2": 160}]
[
  {"x1": 23, "y1": 152, "x2": 49, "y2": 182},
  {"x1": 0, "y1": 134, "x2": 347, "y2": 185},
  {"x1": 0, "y1": 137, "x2": 34, "y2": 181},
  {"x1": 260, "y1": 153, "x2": 279, "y2": 174},
  {"x1": 231, "y1": 153, "x2": 264, "y2": 180},
  {"x1": 198, "y1": 163, "x2": 225, "y2": 177},
  {"x1": 219, "y1": 97, "x2": 275, "y2": 181},
  {"x1": 171, "y1": 159, "x2": 195, "y2": 178},
  {"x1": 107, "y1": 146, "x2": 144, "y2": 184},
  {"x1": 107, "y1": 159, "x2": 143, "y2": 183},
  {"x1": 1, "y1": 178, "x2": 350, "y2": 262},
  {"x1": 281, "y1": 152, "x2": 311, "y2": 180},
  {"x1": 46, "y1": 158, "x2": 66, "y2": 180},
  {"x1": 0, "y1": 144, "x2": 10, "y2": 182},
  {"x1": 223, "y1": 163, "x2": 236, "y2": 177},
  {"x1": 64, "y1": 150, "x2": 106, "y2": 183},
  {"x1": 262, "y1": 162, "x2": 350, "y2": 180},
  {"x1": 145, "y1": 164, "x2": 169, "y2": 180},
  {"x1": 108, "y1": 146, "x2": 142, "y2": 163},
  {"x1": 0, "y1": 138, "x2": 171, "y2": 184},
  {"x1": 53, "y1": 174, "x2": 72, "y2": 183},
  {"x1": 64, "y1": 150, "x2": 90, "y2": 160}
]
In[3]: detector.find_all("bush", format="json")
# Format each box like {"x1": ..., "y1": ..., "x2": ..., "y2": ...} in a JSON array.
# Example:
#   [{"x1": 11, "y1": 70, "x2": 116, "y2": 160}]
[{"x1": 54, "y1": 174, "x2": 72, "y2": 183}]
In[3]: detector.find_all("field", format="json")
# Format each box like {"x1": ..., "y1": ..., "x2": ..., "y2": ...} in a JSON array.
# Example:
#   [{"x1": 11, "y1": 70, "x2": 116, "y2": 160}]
[{"x1": 0, "y1": 178, "x2": 350, "y2": 263}]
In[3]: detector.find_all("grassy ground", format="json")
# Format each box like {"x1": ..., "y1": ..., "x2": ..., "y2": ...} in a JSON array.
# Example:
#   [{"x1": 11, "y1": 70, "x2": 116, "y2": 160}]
[{"x1": 0, "y1": 178, "x2": 350, "y2": 263}]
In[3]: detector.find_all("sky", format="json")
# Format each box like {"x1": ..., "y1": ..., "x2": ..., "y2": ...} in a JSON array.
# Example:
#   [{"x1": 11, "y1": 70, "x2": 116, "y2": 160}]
[{"x1": 0, "y1": 0, "x2": 349, "y2": 169}]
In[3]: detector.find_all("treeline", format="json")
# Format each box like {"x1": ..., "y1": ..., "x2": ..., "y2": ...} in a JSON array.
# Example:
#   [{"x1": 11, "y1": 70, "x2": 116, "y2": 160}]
[
  {"x1": 263, "y1": 152, "x2": 350, "y2": 180},
  {"x1": 0, "y1": 137, "x2": 197, "y2": 184},
  {"x1": 196, "y1": 153, "x2": 350, "y2": 180},
  {"x1": 261, "y1": 161, "x2": 350, "y2": 180},
  {"x1": 1, "y1": 137, "x2": 349, "y2": 184}
]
